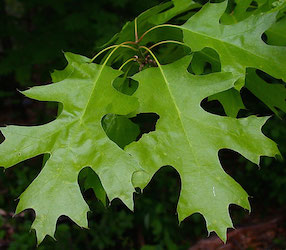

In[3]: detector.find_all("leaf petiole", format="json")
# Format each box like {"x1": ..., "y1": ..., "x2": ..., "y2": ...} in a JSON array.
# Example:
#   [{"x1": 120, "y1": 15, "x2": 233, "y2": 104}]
[
  {"x1": 134, "y1": 18, "x2": 139, "y2": 42},
  {"x1": 119, "y1": 57, "x2": 136, "y2": 71},
  {"x1": 90, "y1": 42, "x2": 137, "y2": 63},
  {"x1": 137, "y1": 24, "x2": 180, "y2": 43},
  {"x1": 146, "y1": 40, "x2": 187, "y2": 52},
  {"x1": 139, "y1": 45, "x2": 161, "y2": 68}
]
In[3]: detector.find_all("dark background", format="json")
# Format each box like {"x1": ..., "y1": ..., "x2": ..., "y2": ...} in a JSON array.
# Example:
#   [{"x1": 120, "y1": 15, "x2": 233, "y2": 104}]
[{"x1": 0, "y1": 0, "x2": 286, "y2": 249}]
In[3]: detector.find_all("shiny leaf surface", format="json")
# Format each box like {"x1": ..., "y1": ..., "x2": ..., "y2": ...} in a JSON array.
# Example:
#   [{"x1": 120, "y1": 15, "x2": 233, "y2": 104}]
[
  {"x1": 0, "y1": 52, "x2": 140, "y2": 244},
  {"x1": 127, "y1": 56, "x2": 280, "y2": 241}
]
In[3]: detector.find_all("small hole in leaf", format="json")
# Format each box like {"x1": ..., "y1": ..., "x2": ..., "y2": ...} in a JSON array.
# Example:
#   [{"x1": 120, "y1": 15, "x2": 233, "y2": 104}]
[
  {"x1": 200, "y1": 98, "x2": 226, "y2": 116},
  {"x1": 170, "y1": 8, "x2": 201, "y2": 25},
  {"x1": 113, "y1": 76, "x2": 138, "y2": 96},
  {"x1": 261, "y1": 33, "x2": 267, "y2": 43},
  {"x1": 223, "y1": 0, "x2": 237, "y2": 15},
  {"x1": 130, "y1": 112, "x2": 160, "y2": 140},
  {"x1": 78, "y1": 167, "x2": 107, "y2": 206},
  {"x1": 101, "y1": 114, "x2": 140, "y2": 149},
  {"x1": 156, "y1": 43, "x2": 191, "y2": 65},
  {"x1": 188, "y1": 48, "x2": 221, "y2": 75},
  {"x1": 102, "y1": 113, "x2": 160, "y2": 149},
  {"x1": 158, "y1": 3, "x2": 174, "y2": 13},
  {"x1": 240, "y1": 68, "x2": 286, "y2": 117},
  {"x1": 263, "y1": 16, "x2": 286, "y2": 46},
  {"x1": 238, "y1": 88, "x2": 273, "y2": 117},
  {"x1": 255, "y1": 69, "x2": 285, "y2": 85},
  {"x1": 246, "y1": 1, "x2": 258, "y2": 12}
]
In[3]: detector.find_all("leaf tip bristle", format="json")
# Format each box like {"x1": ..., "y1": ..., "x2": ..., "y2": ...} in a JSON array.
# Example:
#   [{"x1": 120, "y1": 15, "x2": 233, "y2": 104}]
[{"x1": 16, "y1": 88, "x2": 25, "y2": 94}]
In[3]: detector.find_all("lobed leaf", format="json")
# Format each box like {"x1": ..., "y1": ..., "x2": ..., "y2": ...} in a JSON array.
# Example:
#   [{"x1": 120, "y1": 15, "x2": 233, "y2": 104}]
[
  {"x1": 181, "y1": 1, "x2": 286, "y2": 82},
  {"x1": 0, "y1": 52, "x2": 141, "y2": 244},
  {"x1": 127, "y1": 56, "x2": 280, "y2": 241},
  {"x1": 245, "y1": 68, "x2": 286, "y2": 116},
  {"x1": 0, "y1": 0, "x2": 284, "y2": 245},
  {"x1": 180, "y1": 2, "x2": 286, "y2": 116}
]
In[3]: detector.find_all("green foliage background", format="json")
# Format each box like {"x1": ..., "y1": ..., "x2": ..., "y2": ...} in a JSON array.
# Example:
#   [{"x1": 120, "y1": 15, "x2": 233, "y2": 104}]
[{"x1": 0, "y1": 0, "x2": 285, "y2": 249}]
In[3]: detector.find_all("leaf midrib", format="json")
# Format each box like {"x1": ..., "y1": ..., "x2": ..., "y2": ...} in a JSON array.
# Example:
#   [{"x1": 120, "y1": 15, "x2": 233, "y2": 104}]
[
  {"x1": 80, "y1": 64, "x2": 105, "y2": 120},
  {"x1": 157, "y1": 66, "x2": 201, "y2": 168},
  {"x1": 2, "y1": 63, "x2": 105, "y2": 164}
]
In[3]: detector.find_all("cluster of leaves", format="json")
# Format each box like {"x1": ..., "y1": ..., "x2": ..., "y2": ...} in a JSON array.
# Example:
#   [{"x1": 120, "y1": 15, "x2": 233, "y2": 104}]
[{"x1": 0, "y1": 0, "x2": 286, "y2": 246}]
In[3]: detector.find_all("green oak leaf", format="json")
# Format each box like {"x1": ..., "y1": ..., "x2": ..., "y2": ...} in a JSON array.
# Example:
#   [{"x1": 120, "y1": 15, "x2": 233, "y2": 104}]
[
  {"x1": 190, "y1": 48, "x2": 245, "y2": 117},
  {"x1": 127, "y1": 56, "x2": 280, "y2": 242},
  {"x1": 52, "y1": 54, "x2": 140, "y2": 201},
  {"x1": 181, "y1": 1, "x2": 286, "y2": 83},
  {"x1": 51, "y1": 52, "x2": 91, "y2": 82},
  {"x1": 0, "y1": 52, "x2": 141, "y2": 244},
  {"x1": 53, "y1": 56, "x2": 141, "y2": 150},
  {"x1": 102, "y1": 0, "x2": 200, "y2": 66},
  {"x1": 190, "y1": 48, "x2": 221, "y2": 75},
  {"x1": 102, "y1": 1, "x2": 172, "y2": 47},
  {"x1": 107, "y1": 0, "x2": 200, "y2": 46},
  {"x1": 181, "y1": 2, "x2": 286, "y2": 117},
  {"x1": 81, "y1": 167, "x2": 107, "y2": 206},
  {"x1": 220, "y1": 0, "x2": 276, "y2": 24},
  {"x1": 54, "y1": 53, "x2": 139, "y2": 210},
  {"x1": 148, "y1": 0, "x2": 201, "y2": 25},
  {"x1": 102, "y1": 114, "x2": 140, "y2": 149},
  {"x1": 266, "y1": 15, "x2": 286, "y2": 46},
  {"x1": 246, "y1": 68, "x2": 286, "y2": 116},
  {"x1": 209, "y1": 88, "x2": 245, "y2": 118}
]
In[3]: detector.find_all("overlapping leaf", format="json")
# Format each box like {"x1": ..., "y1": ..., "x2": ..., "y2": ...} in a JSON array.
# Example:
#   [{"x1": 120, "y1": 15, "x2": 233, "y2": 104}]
[
  {"x1": 106, "y1": 0, "x2": 200, "y2": 46},
  {"x1": 220, "y1": 0, "x2": 277, "y2": 24},
  {"x1": 245, "y1": 68, "x2": 286, "y2": 116},
  {"x1": 0, "y1": 52, "x2": 141, "y2": 243},
  {"x1": 102, "y1": 0, "x2": 200, "y2": 66},
  {"x1": 182, "y1": 1, "x2": 286, "y2": 81},
  {"x1": 266, "y1": 15, "x2": 286, "y2": 46},
  {"x1": 190, "y1": 48, "x2": 245, "y2": 117},
  {"x1": 0, "y1": 0, "x2": 284, "y2": 245},
  {"x1": 127, "y1": 56, "x2": 280, "y2": 241},
  {"x1": 180, "y1": 1, "x2": 286, "y2": 116}
]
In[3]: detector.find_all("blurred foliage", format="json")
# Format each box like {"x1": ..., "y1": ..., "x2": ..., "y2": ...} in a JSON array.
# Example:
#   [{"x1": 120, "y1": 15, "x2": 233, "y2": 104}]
[
  {"x1": 0, "y1": 0, "x2": 286, "y2": 249},
  {"x1": 0, "y1": 0, "x2": 162, "y2": 85}
]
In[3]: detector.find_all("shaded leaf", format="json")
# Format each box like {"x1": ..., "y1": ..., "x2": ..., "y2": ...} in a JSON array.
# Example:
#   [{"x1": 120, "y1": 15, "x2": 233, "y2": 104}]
[
  {"x1": 209, "y1": 88, "x2": 245, "y2": 118},
  {"x1": 102, "y1": 114, "x2": 140, "y2": 149},
  {"x1": 265, "y1": 15, "x2": 286, "y2": 46},
  {"x1": 245, "y1": 68, "x2": 286, "y2": 116},
  {"x1": 190, "y1": 48, "x2": 221, "y2": 75},
  {"x1": 82, "y1": 168, "x2": 107, "y2": 206},
  {"x1": 220, "y1": 0, "x2": 275, "y2": 24},
  {"x1": 109, "y1": 0, "x2": 201, "y2": 46}
]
